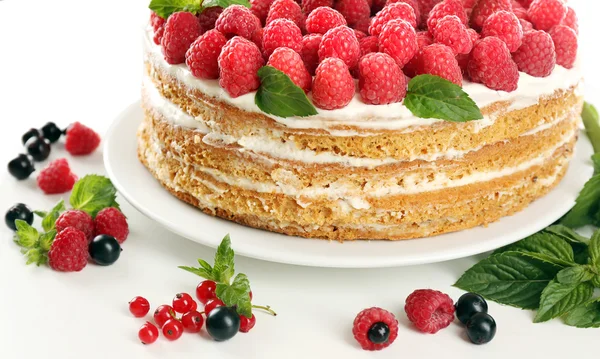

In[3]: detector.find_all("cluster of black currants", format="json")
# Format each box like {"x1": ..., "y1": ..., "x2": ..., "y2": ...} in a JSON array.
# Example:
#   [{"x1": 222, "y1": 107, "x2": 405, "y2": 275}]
[
  {"x1": 7, "y1": 122, "x2": 63, "y2": 180},
  {"x1": 455, "y1": 293, "x2": 497, "y2": 345}
]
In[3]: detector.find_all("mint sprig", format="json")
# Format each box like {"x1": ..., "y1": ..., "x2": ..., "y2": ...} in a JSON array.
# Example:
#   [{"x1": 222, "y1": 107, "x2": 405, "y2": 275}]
[
  {"x1": 216, "y1": 273, "x2": 252, "y2": 318},
  {"x1": 149, "y1": 0, "x2": 250, "y2": 19},
  {"x1": 583, "y1": 102, "x2": 600, "y2": 153},
  {"x1": 70, "y1": 175, "x2": 120, "y2": 217},
  {"x1": 255, "y1": 66, "x2": 318, "y2": 118}
]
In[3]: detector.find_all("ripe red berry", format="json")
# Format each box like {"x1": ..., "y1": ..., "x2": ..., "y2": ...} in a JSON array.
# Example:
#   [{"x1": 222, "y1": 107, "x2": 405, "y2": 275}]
[
  {"x1": 549, "y1": 25, "x2": 577, "y2": 69},
  {"x1": 301, "y1": 33, "x2": 323, "y2": 75},
  {"x1": 181, "y1": 310, "x2": 204, "y2": 333},
  {"x1": 353, "y1": 17, "x2": 372, "y2": 34},
  {"x1": 262, "y1": 18, "x2": 303, "y2": 58},
  {"x1": 138, "y1": 322, "x2": 159, "y2": 345},
  {"x1": 432, "y1": 15, "x2": 473, "y2": 55},
  {"x1": 37, "y1": 158, "x2": 77, "y2": 195},
  {"x1": 335, "y1": 0, "x2": 371, "y2": 27},
  {"x1": 94, "y1": 207, "x2": 129, "y2": 244},
  {"x1": 359, "y1": 36, "x2": 379, "y2": 57},
  {"x1": 312, "y1": 57, "x2": 355, "y2": 110},
  {"x1": 204, "y1": 298, "x2": 225, "y2": 315},
  {"x1": 129, "y1": 296, "x2": 151, "y2": 318},
  {"x1": 186, "y1": 29, "x2": 227, "y2": 80},
  {"x1": 481, "y1": 10, "x2": 523, "y2": 52},
  {"x1": 218, "y1": 36, "x2": 265, "y2": 98},
  {"x1": 378, "y1": 19, "x2": 418, "y2": 68},
  {"x1": 318, "y1": 25, "x2": 360, "y2": 68},
  {"x1": 560, "y1": 7, "x2": 578, "y2": 34},
  {"x1": 305, "y1": 6, "x2": 347, "y2": 35},
  {"x1": 358, "y1": 53, "x2": 407, "y2": 105},
  {"x1": 266, "y1": 0, "x2": 306, "y2": 31},
  {"x1": 302, "y1": 0, "x2": 334, "y2": 15},
  {"x1": 197, "y1": 7, "x2": 223, "y2": 33},
  {"x1": 196, "y1": 280, "x2": 217, "y2": 304},
  {"x1": 55, "y1": 210, "x2": 94, "y2": 242},
  {"x1": 470, "y1": 0, "x2": 512, "y2": 30},
  {"x1": 173, "y1": 293, "x2": 195, "y2": 314},
  {"x1": 65, "y1": 122, "x2": 101, "y2": 156},
  {"x1": 403, "y1": 30, "x2": 433, "y2": 77},
  {"x1": 239, "y1": 314, "x2": 257, "y2": 333},
  {"x1": 386, "y1": 0, "x2": 421, "y2": 23},
  {"x1": 267, "y1": 48, "x2": 312, "y2": 92},
  {"x1": 352, "y1": 307, "x2": 399, "y2": 351},
  {"x1": 405, "y1": 289, "x2": 455, "y2": 334},
  {"x1": 468, "y1": 37, "x2": 519, "y2": 91},
  {"x1": 47, "y1": 227, "x2": 88, "y2": 272},
  {"x1": 250, "y1": 0, "x2": 274, "y2": 25},
  {"x1": 426, "y1": 0, "x2": 467, "y2": 32},
  {"x1": 162, "y1": 319, "x2": 184, "y2": 340},
  {"x1": 161, "y1": 11, "x2": 202, "y2": 64},
  {"x1": 416, "y1": 43, "x2": 463, "y2": 85},
  {"x1": 417, "y1": 0, "x2": 445, "y2": 23},
  {"x1": 215, "y1": 5, "x2": 261, "y2": 40},
  {"x1": 150, "y1": 12, "x2": 165, "y2": 32},
  {"x1": 527, "y1": 0, "x2": 567, "y2": 32},
  {"x1": 153, "y1": 26, "x2": 165, "y2": 45},
  {"x1": 154, "y1": 305, "x2": 176, "y2": 328},
  {"x1": 249, "y1": 291, "x2": 253, "y2": 301},
  {"x1": 369, "y1": 2, "x2": 417, "y2": 36},
  {"x1": 512, "y1": 29, "x2": 556, "y2": 77},
  {"x1": 519, "y1": 18, "x2": 534, "y2": 31}
]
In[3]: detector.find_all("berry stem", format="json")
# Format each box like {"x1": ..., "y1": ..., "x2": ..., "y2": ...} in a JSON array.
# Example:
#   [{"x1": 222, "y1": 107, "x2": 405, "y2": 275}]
[{"x1": 252, "y1": 304, "x2": 277, "y2": 316}]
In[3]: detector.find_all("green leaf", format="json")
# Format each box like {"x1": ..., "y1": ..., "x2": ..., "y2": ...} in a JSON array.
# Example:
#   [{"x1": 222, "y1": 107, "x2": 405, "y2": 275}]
[
  {"x1": 454, "y1": 252, "x2": 562, "y2": 309},
  {"x1": 38, "y1": 230, "x2": 56, "y2": 252},
  {"x1": 582, "y1": 102, "x2": 600, "y2": 153},
  {"x1": 149, "y1": 0, "x2": 202, "y2": 19},
  {"x1": 564, "y1": 298, "x2": 600, "y2": 328},
  {"x1": 556, "y1": 266, "x2": 595, "y2": 284},
  {"x1": 213, "y1": 234, "x2": 235, "y2": 284},
  {"x1": 493, "y1": 232, "x2": 575, "y2": 267},
  {"x1": 15, "y1": 220, "x2": 39, "y2": 248},
  {"x1": 255, "y1": 66, "x2": 318, "y2": 118},
  {"x1": 24, "y1": 248, "x2": 47, "y2": 266},
  {"x1": 215, "y1": 273, "x2": 252, "y2": 318},
  {"x1": 404, "y1": 75, "x2": 483, "y2": 122},
  {"x1": 589, "y1": 230, "x2": 600, "y2": 267},
  {"x1": 543, "y1": 225, "x2": 589, "y2": 264},
  {"x1": 34, "y1": 210, "x2": 47, "y2": 218},
  {"x1": 593, "y1": 153, "x2": 600, "y2": 173},
  {"x1": 41, "y1": 200, "x2": 66, "y2": 232},
  {"x1": 70, "y1": 175, "x2": 120, "y2": 217},
  {"x1": 534, "y1": 280, "x2": 594, "y2": 323},
  {"x1": 561, "y1": 174, "x2": 600, "y2": 228},
  {"x1": 202, "y1": 0, "x2": 251, "y2": 9},
  {"x1": 178, "y1": 266, "x2": 217, "y2": 281}
]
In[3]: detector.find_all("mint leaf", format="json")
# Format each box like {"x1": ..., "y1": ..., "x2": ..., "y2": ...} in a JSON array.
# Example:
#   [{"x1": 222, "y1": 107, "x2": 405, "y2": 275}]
[
  {"x1": 179, "y1": 265, "x2": 217, "y2": 281},
  {"x1": 15, "y1": 220, "x2": 39, "y2": 248},
  {"x1": 561, "y1": 174, "x2": 600, "y2": 228},
  {"x1": 213, "y1": 234, "x2": 235, "y2": 284},
  {"x1": 41, "y1": 200, "x2": 66, "y2": 232},
  {"x1": 255, "y1": 66, "x2": 318, "y2": 118},
  {"x1": 202, "y1": 0, "x2": 251, "y2": 9},
  {"x1": 556, "y1": 266, "x2": 595, "y2": 284},
  {"x1": 70, "y1": 175, "x2": 120, "y2": 217},
  {"x1": 24, "y1": 248, "x2": 47, "y2": 266},
  {"x1": 493, "y1": 232, "x2": 575, "y2": 267},
  {"x1": 215, "y1": 273, "x2": 252, "y2": 318},
  {"x1": 38, "y1": 230, "x2": 56, "y2": 252},
  {"x1": 593, "y1": 153, "x2": 600, "y2": 173},
  {"x1": 454, "y1": 252, "x2": 562, "y2": 309},
  {"x1": 149, "y1": 0, "x2": 201, "y2": 19},
  {"x1": 534, "y1": 280, "x2": 594, "y2": 323},
  {"x1": 34, "y1": 210, "x2": 47, "y2": 218},
  {"x1": 582, "y1": 102, "x2": 600, "y2": 153},
  {"x1": 564, "y1": 298, "x2": 600, "y2": 328},
  {"x1": 589, "y1": 230, "x2": 600, "y2": 267},
  {"x1": 544, "y1": 225, "x2": 589, "y2": 244},
  {"x1": 404, "y1": 75, "x2": 483, "y2": 122}
]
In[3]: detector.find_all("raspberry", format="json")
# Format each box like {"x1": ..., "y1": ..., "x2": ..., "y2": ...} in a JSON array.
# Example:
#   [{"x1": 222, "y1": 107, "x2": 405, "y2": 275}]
[
  {"x1": 378, "y1": 19, "x2": 418, "y2": 68},
  {"x1": 305, "y1": 7, "x2": 347, "y2": 34},
  {"x1": 462, "y1": 0, "x2": 478, "y2": 8},
  {"x1": 404, "y1": 289, "x2": 456, "y2": 334},
  {"x1": 515, "y1": 0, "x2": 533, "y2": 7},
  {"x1": 369, "y1": 3, "x2": 417, "y2": 36},
  {"x1": 470, "y1": 0, "x2": 512, "y2": 30},
  {"x1": 561, "y1": 7, "x2": 578, "y2": 34},
  {"x1": 403, "y1": 30, "x2": 433, "y2": 77},
  {"x1": 266, "y1": 0, "x2": 306, "y2": 32},
  {"x1": 520, "y1": 18, "x2": 534, "y2": 31},
  {"x1": 358, "y1": 53, "x2": 407, "y2": 105},
  {"x1": 56, "y1": 210, "x2": 95, "y2": 242},
  {"x1": 353, "y1": 17, "x2": 372, "y2": 34},
  {"x1": 251, "y1": 0, "x2": 274, "y2": 25},
  {"x1": 335, "y1": 0, "x2": 371, "y2": 27},
  {"x1": 512, "y1": 7, "x2": 528, "y2": 21},
  {"x1": 549, "y1": 25, "x2": 577, "y2": 69},
  {"x1": 186, "y1": 30, "x2": 228, "y2": 79},
  {"x1": 352, "y1": 308, "x2": 399, "y2": 351},
  {"x1": 386, "y1": 0, "x2": 421, "y2": 24},
  {"x1": 467, "y1": 28, "x2": 480, "y2": 43},
  {"x1": 65, "y1": 122, "x2": 101, "y2": 156},
  {"x1": 215, "y1": 5, "x2": 261, "y2": 40},
  {"x1": 527, "y1": 0, "x2": 567, "y2": 31},
  {"x1": 197, "y1": 7, "x2": 223, "y2": 33},
  {"x1": 426, "y1": 0, "x2": 468, "y2": 33},
  {"x1": 432, "y1": 15, "x2": 473, "y2": 55},
  {"x1": 481, "y1": 10, "x2": 523, "y2": 52},
  {"x1": 456, "y1": 53, "x2": 469, "y2": 74},
  {"x1": 301, "y1": 33, "x2": 323, "y2": 75},
  {"x1": 251, "y1": 27, "x2": 264, "y2": 52},
  {"x1": 48, "y1": 227, "x2": 88, "y2": 272},
  {"x1": 153, "y1": 27, "x2": 165, "y2": 45},
  {"x1": 312, "y1": 58, "x2": 355, "y2": 110},
  {"x1": 262, "y1": 18, "x2": 303, "y2": 57},
  {"x1": 318, "y1": 25, "x2": 360, "y2": 68},
  {"x1": 512, "y1": 29, "x2": 555, "y2": 77},
  {"x1": 416, "y1": 44, "x2": 462, "y2": 85},
  {"x1": 151, "y1": 12, "x2": 165, "y2": 32},
  {"x1": 95, "y1": 207, "x2": 129, "y2": 244},
  {"x1": 417, "y1": 0, "x2": 444, "y2": 23},
  {"x1": 359, "y1": 36, "x2": 380, "y2": 56},
  {"x1": 353, "y1": 29, "x2": 367, "y2": 40},
  {"x1": 302, "y1": 0, "x2": 334, "y2": 15},
  {"x1": 267, "y1": 47, "x2": 312, "y2": 92},
  {"x1": 37, "y1": 159, "x2": 77, "y2": 195},
  {"x1": 373, "y1": 0, "x2": 388, "y2": 13},
  {"x1": 161, "y1": 12, "x2": 202, "y2": 64},
  {"x1": 218, "y1": 37, "x2": 265, "y2": 97},
  {"x1": 468, "y1": 37, "x2": 519, "y2": 91}
]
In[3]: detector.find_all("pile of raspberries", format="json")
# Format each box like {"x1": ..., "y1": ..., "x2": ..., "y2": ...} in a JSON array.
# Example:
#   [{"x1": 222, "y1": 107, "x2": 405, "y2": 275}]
[{"x1": 151, "y1": 0, "x2": 578, "y2": 110}]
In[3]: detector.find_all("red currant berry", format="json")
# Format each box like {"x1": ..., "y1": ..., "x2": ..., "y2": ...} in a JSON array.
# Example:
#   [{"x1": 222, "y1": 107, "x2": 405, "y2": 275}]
[
  {"x1": 190, "y1": 300, "x2": 198, "y2": 311},
  {"x1": 173, "y1": 292, "x2": 195, "y2": 313},
  {"x1": 181, "y1": 310, "x2": 204, "y2": 333},
  {"x1": 129, "y1": 296, "x2": 150, "y2": 318},
  {"x1": 239, "y1": 314, "x2": 256, "y2": 333},
  {"x1": 154, "y1": 304, "x2": 176, "y2": 328},
  {"x1": 204, "y1": 298, "x2": 225, "y2": 315},
  {"x1": 162, "y1": 319, "x2": 184, "y2": 341},
  {"x1": 249, "y1": 291, "x2": 253, "y2": 301},
  {"x1": 196, "y1": 280, "x2": 217, "y2": 304},
  {"x1": 138, "y1": 322, "x2": 159, "y2": 345}
]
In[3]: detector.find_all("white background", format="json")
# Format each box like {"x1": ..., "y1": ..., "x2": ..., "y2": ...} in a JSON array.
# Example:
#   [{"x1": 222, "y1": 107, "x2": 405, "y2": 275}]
[{"x1": 0, "y1": 0, "x2": 598, "y2": 358}]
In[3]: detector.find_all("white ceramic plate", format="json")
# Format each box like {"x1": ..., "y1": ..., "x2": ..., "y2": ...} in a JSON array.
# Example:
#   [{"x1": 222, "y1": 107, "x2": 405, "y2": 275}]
[{"x1": 104, "y1": 102, "x2": 595, "y2": 268}]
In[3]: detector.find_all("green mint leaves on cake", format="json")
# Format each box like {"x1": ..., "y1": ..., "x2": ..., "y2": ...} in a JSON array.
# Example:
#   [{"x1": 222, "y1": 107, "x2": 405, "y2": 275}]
[
  {"x1": 149, "y1": 0, "x2": 249, "y2": 18},
  {"x1": 255, "y1": 67, "x2": 318, "y2": 118},
  {"x1": 404, "y1": 75, "x2": 483, "y2": 122}
]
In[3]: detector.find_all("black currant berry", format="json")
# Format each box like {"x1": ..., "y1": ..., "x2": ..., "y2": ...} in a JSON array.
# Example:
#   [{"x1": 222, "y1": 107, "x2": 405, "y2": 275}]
[
  {"x1": 89, "y1": 234, "x2": 122, "y2": 266},
  {"x1": 456, "y1": 292, "x2": 488, "y2": 325},
  {"x1": 368, "y1": 322, "x2": 390, "y2": 344},
  {"x1": 21, "y1": 128, "x2": 42, "y2": 145},
  {"x1": 25, "y1": 137, "x2": 51, "y2": 162},
  {"x1": 5, "y1": 203, "x2": 34, "y2": 231},
  {"x1": 466, "y1": 313, "x2": 496, "y2": 345},
  {"x1": 206, "y1": 306, "x2": 240, "y2": 341},
  {"x1": 41, "y1": 122, "x2": 63, "y2": 143},
  {"x1": 7, "y1": 154, "x2": 35, "y2": 180}
]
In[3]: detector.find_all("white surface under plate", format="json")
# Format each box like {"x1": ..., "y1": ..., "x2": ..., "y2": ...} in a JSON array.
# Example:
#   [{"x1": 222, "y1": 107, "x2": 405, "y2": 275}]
[{"x1": 104, "y1": 102, "x2": 595, "y2": 268}]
